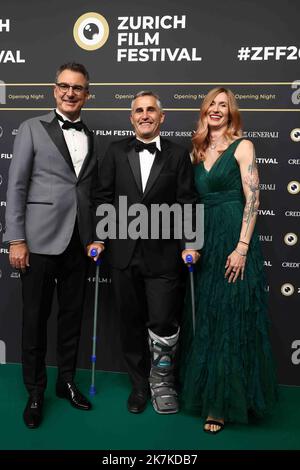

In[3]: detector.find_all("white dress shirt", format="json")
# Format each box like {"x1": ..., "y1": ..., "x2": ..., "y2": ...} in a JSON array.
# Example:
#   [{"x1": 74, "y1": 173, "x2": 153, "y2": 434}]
[
  {"x1": 137, "y1": 135, "x2": 161, "y2": 192},
  {"x1": 56, "y1": 108, "x2": 88, "y2": 177}
]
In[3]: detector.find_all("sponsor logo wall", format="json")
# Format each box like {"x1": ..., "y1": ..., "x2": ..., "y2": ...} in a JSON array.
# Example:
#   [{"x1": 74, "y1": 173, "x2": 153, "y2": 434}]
[{"x1": 0, "y1": 0, "x2": 299, "y2": 385}]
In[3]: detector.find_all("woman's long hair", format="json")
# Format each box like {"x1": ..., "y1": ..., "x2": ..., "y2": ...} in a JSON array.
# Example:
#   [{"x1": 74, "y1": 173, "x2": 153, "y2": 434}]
[{"x1": 192, "y1": 87, "x2": 242, "y2": 163}]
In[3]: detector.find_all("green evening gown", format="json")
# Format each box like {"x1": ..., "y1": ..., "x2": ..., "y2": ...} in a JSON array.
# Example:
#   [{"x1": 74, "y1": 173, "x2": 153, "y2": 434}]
[{"x1": 180, "y1": 138, "x2": 277, "y2": 423}]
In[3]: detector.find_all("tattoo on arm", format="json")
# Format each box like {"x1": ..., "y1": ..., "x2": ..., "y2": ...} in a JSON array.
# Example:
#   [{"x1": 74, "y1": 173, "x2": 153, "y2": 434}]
[{"x1": 242, "y1": 148, "x2": 259, "y2": 235}]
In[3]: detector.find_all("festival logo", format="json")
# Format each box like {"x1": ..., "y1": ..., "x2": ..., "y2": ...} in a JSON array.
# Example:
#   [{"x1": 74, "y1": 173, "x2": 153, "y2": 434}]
[{"x1": 73, "y1": 13, "x2": 109, "y2": 51}]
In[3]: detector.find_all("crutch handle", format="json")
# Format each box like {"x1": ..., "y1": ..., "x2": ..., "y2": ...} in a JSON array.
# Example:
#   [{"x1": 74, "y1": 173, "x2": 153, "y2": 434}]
[
  {"x1": 185, "y1": 254, "x2": 194, "y2": 272},
  {"x1": 90, "y1": 248, "x2": 101, "y2": 266}
]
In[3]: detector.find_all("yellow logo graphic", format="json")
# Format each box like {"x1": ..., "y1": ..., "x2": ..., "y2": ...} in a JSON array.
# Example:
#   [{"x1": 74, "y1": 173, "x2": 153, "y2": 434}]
[
  {"x1": 74, "y1": 13, "x2": 109, "y2": 51},
  {"x1": 287, "y1": 180, "x2": 300, "y2": 195},
  {"x1": 281, "y1": 283, "x2": 294, "y2": 296},
  {"x1": 284, "y1": 233, "x2": 298, "y2": 246},
  {"x1": 290, "y1": 128, "x2": 300, "y2": 142}
]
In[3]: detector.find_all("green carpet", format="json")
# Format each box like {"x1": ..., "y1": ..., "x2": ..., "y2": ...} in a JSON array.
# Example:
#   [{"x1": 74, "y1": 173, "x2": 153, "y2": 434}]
[{"x1": 0, "y1": 364, "x2": 299, "y2": 450}]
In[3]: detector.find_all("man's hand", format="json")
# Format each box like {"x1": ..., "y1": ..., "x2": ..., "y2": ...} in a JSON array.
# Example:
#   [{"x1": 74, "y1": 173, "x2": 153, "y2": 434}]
[
  {"x1": 9, "y1": 242, "x2": 30, "y2": 272},
  {"x1": 181, "y1": 249, "x2": 201, "y2": 264},
  {"x1": 87, "y1": 242, "x2": 105, "y2": 261}
]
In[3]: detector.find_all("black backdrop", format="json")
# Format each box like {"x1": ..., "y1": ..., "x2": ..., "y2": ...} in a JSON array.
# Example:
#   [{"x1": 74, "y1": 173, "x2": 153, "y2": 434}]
[{"x1": 0, "y1": 0, "x2": 299, "y2": 385}]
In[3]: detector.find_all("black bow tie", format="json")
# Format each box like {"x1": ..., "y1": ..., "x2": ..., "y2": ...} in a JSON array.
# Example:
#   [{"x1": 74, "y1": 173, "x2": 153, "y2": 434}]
[
  {"x1": 55, "y1": 111, "x2": 87, "y2": 132},
  {"x1": 134, "y1": 140, "x2": 157, "y2": 154},
  {"x1": 62, "y1": 120, "x2": 86, "y2": 131}
]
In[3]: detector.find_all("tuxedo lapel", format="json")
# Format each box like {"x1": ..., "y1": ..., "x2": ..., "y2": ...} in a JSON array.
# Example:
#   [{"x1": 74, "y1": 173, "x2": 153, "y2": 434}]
[
  {"x1": 127, "y1": 147, "x2": 143, "y2": 194},
  {"x1": 77, "y1": 129, "x2": 94, "y2": 180},
  {"x1": 142, "y1": 142, "x2": 170, "y2": 199},
  {"x1": 41, "y1": 116, "x2": 75, "y2": 174}
]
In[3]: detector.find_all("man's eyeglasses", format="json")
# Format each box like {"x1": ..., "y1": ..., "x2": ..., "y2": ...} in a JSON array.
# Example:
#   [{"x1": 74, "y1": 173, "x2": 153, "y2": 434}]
[{"x1": 56, "y1": 83, "x2": 88, "y2": 94}]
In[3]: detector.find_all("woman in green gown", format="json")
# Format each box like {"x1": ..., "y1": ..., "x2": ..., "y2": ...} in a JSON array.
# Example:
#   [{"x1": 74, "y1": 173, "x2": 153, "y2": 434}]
[{"x1": 180, "y1": 88, "x2": 277, "y2": 434}]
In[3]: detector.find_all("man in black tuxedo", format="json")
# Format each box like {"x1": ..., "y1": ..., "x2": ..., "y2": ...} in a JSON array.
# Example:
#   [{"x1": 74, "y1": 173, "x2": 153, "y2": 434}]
[
  {"x1": 4, "y1": 63, "x2": 99, "y2": 428},
  {"x1": 89, "y1": 91, "x2": 199, "y2": 414}
]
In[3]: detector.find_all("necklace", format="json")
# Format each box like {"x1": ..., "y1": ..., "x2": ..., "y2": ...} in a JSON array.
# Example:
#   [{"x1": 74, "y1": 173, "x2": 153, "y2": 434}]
[{"x1": 209, "y1": 135, "x2": 226, "y2": 150}]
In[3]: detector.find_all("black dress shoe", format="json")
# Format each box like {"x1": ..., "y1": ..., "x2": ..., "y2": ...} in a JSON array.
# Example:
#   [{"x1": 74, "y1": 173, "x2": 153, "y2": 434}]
[
  {"x1": 23, "y1": 394, "x2": 44, "y2": 429},
  {"x1": 127, "y1": 389, "x2": 148, "y2": 413},
  {"x1": 56, "y1": 382, "x2": 92, "y2": 410}
]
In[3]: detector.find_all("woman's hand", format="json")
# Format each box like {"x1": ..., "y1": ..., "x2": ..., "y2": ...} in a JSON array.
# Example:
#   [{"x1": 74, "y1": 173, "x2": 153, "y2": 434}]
[{"x1": 224, "y1": 247, "x2": 247, "y2": 283}]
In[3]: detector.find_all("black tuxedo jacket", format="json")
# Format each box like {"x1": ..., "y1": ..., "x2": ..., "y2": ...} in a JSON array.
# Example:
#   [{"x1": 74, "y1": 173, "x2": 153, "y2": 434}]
[{"x1": 94, "y1": 137, "x2": 198, "y2": 274}]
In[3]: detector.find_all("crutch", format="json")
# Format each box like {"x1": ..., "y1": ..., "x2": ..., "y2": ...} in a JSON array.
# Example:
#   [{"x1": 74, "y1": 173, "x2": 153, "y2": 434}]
[
  {"x1": 185, "y1": 254, "x2": 196, "y2": 336},
  {"x1": 89, "y1": 248, "x2": 101, "y2": 395}
]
